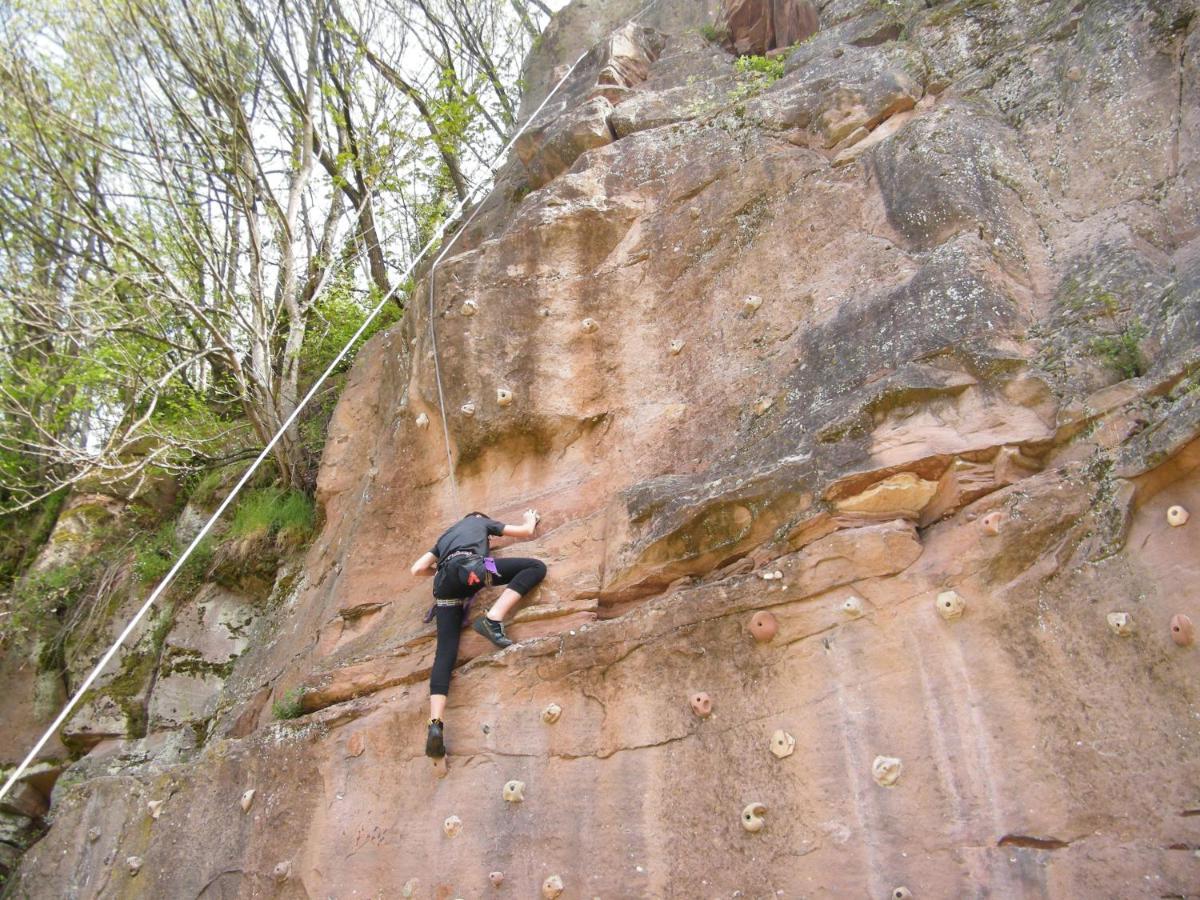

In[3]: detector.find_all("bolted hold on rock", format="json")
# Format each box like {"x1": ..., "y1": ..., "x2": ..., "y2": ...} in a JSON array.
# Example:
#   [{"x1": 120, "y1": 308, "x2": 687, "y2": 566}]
[
  {"x1": 842, "y1": 596, "x2": 865, "y2": 618},
  {"x1": 769, "y1": 729, "x2": 796, "y2": 759},
  {"x1": 496, "y1": 388, "x2": 513, "y2": 407},
  {"x1": 541, "y1": 702, "x2": 562, "y2": 724},
  {"x1": 502, "y1": 780, "x2": 525, "y2": 803},
  {"x1": 1171, "y1": 614, "x2": 1194, "y2": 647},
  {"x1": 240, "y1": 789, "x2": 255, "y2": 813},
  {"x1": 127, "y1": 856, "x2": 143, "y2": 876},
  {"x1": 689, "y1": 692, "x2": 713, "y2": 718},
  {"x1": 443, "y1": 815, "x2": 463, "y2": 838},
  {"x1": 669, "y1": 338, "x2": 686, "y2": 355},
  {"x1": 936, "y1": 590, "x2": 965, "y2": 621},
  {"x1": 273, "y1": 861, "x2": 292, "y2": 882},
  {"x1": 748, "y1": 610, "x2": 778, "y2": 642},
  {"x1": 741, "y1": 802, "x2": 767, "y2": 833},
  {"x1": 415, "y1": 412, "x2": 430, "y2": 429},
  {"x1": 872, "y1": 755, "x2": 902, "y2": 787},
  {"x1": 147, "y1": 800, "x2": 163, "y2": 820},
  {"x1": 581, "y1": 317, "x2": 599, "y2": 334},
  {"x1": 980, "y1": 511, "x2": 1006, "y2": 535},
  {"x1": 489, "y1": 871, "x2": 504, "y2": 887},
  {"x1": 892, "y1": 889, "x2": 913, "y2": 900},
  {"x1": 1107, "y1": 612, "x2": 1133, "y2": 637},
  {"x1": 460, "y1": 299, "x2": 478, "y2": 317},
  {"x1": 1167, "y1": 505, "x2": 1190, "y2": 527},
  {"x1": 743, "y1": 295, "x2": 763, "y2": 314},
  {"x1": 460, "y1": 402, "x2": 475, "y2": 417},
  {"x1": 542, "y1": 874, "x2": 564, "y2": 899}
]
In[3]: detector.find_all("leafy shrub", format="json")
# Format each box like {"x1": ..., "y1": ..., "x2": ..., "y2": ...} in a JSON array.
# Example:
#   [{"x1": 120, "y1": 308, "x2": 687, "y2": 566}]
[
  {"x1": 1090, "y1": 321, "x2": 1147, "y2": 380},
  {"x1": 272, "y1": 687, "x2": 305, "y2": 720},
  {"x1": 700, "y1": 21, "x2": 730, "y2": 43},
  {"x1": 734, "y1": 54, "x2": 785, "y2": 82},
  {"x1": 132, "y1": 522, "x2": 215, "y2": 589}
]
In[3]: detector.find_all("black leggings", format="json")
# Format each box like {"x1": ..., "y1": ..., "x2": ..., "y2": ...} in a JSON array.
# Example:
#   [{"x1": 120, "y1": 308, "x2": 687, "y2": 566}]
[{"x1": 429, "y1": 557, "x2": 546, "y2": 697}]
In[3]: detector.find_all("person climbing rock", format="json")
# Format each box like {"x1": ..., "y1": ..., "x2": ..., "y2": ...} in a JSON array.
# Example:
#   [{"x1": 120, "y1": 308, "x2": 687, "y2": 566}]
[{"x1": 410, "y1": 509, "x2": 546, "y2": 758}]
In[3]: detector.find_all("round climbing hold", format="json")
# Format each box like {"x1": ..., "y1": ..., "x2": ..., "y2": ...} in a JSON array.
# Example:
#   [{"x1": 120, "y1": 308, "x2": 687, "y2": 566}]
[
  {"x1": 892, "y1": 888, "x2": 913, "y2": 900},
  {"x1": 769, "y1": 729, "x2": 796, "y2": 759},
  {"x1": 741, "y1": 802, "x2": 767, "y2": 832},
  {"x1": 502, "y1": 780, "x2": 525, "y2": 803},
  {"x1": 936, "y1": 590, "x2": 965, "y2": 621},
  {"x1": 240, "y1": 789, "x2": 255, "y2": 812},
  {"x1": 753, "y1": 396, "x2": 774, "y2": 416},
  {"x1": 980, "y1": 511, "x2": 1006, "y2": 535},
  {"x1": 415, "y1": 412, "x2": 430, "y2": 429},
  {"x1": 1167, "y1": 505, "x2": 1190, "y2": 527},
  {"x1": 743, "y1": 295, "x2": 763, "y2": 314},
  {"x1": 542, "y1": 702, "x2": 562, "y2": 724},
  {"x1": 127, "y1": 856, "x2": 144, "y2": 876},
  {"x1": 542, "y1": 874, "x2": 564, "y2": 899},
  {"x1": 690, "y1": 692, "x2": 713, "y2": 718},
  {"x1": 1107, "y1": 612, "x2": 1133, "y2": 637},
  {"x1": 497, "y1": 388, "x2": 513, "y2": 407},
  {"x1": 489, "y1": 871, "x2": 504, "y2": 887},
  {"x1": 669, "y1": 339, "x2": 685, "y2": 355},
  {"x1": 1171, "y1": 614, "x2": 1194, "y2": 647},
  {"x1": 581, "y1": 317, "x2": 599, "y2": 334},
  {"x1": 842, "y1": 596, "x2": 865, "y2": 618},
  {"x1": 1065, "y1": 65, "x2": 1082, "y2": 81},
  {"x1": 460, "y1": 299, "x2": 478, "y2": 317},
  {"x1": 748, "y1": 610, "x2": 778, "y2": 643},
  {"x1": 872, "y1": 755, "x2": 902, "y2": 787},
  {"x1": 461, "y1": 402, "x2": 476, "y2": 417},
  {"x1": 443, "y1": 815, "x2": 463, "y2": 837},
  {"x1": 147, "y1": 799, "x2": 163, "y2": 819},
  {"x1": 273, "y1": 861, "x2": 292, "y2": 882}
]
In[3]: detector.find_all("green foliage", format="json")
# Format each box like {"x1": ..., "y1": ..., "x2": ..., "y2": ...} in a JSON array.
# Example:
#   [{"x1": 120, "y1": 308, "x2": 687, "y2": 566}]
[
  {"x1": 272, "y1": 687, "x2": 306, "y2": 720},
  {"x1": 302, "y1": 275, "x2": 403, "y2": 385},
  {"x1": 132, "y1": 522, "x2": 214, "y2": 590},
  {"x1": 0, "y1": 490, "x2": 68, "y2": 592},
  {"x1": 228, "y1": 487, "x2": 315, "y2": 543},
  {"x1": 2, "y1": 558, "x2": 94, "y2": 647},
  {"x1": 1090, "y1": 321, "x2": 1148, "y2": 380},
  {"x1": 734, "y1": 55, "x2": 785, "y2": 81},
  {"x1": 700, "y1": 21, "x2": 730, "y2": 43}
]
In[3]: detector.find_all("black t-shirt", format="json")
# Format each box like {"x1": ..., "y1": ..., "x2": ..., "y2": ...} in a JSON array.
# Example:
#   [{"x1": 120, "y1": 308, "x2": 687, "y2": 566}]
[{"x1": 430, "y1": 514, "x2": 505, "y2": 561}]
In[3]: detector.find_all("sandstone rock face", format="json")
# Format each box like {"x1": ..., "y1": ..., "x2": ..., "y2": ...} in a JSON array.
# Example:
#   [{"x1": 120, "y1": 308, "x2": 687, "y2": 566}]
[
  {"x1": 9, "y1": 0, "x2": 1200, "y2": 897},
  {"x1": 718, "y1": 0, "x2": 819, "y2": 56}
]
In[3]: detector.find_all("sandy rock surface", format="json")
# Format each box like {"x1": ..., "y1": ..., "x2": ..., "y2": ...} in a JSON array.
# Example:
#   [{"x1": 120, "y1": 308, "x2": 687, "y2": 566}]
[{"x1": 6, "y1": 0, "x2": 1200, "y2": 896}]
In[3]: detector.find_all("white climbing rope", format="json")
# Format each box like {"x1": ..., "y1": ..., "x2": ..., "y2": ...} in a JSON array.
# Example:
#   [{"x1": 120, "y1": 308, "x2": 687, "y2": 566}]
[{"x1": 0, "y1": 3, "x2": 655, "y2": 807}]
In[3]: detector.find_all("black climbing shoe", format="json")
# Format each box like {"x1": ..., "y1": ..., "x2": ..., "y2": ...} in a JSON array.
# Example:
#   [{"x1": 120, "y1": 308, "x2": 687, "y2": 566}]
[
  {"x1": 472, "y1": 615, "x2": 513, "y2": 649},
  {"x1": 425, "y1": 719, "x2": 445, "y2": 758}
]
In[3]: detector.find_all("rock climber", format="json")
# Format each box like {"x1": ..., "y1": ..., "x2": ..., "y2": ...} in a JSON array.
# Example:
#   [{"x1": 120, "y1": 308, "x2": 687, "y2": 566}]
[{"x1": 410, "y1": 509, "x2": 546, "y2": 758}]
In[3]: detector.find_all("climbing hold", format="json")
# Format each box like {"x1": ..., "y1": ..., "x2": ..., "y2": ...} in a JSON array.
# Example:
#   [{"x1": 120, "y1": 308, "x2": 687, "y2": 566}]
[
  {"x1": 542, "y1": 702, "x2": 563, "y2": 724},
  {"x1": 489, "y1": 871, "x2": 504, "y2": 887},
  {"x1": 689, "y1": 206, "x2": 701, "y2": 220},
  {"x1": 892, "y1": 888, "x2": 913, "y2": 900},
  {"x1": 1168, "y1": 505, "x2": 1190, "y2": 527},
  {"x1": 690, "y1": 692, "x2": 713, "y2": 718},
  {"x1": 347, "y1": 732, "x2": 366, "y2": 758},
  {"x1": 754, "y1": 396, "x2": 774, "y2": 416},
  {"x1": 1171, "y1": 614, "x2": 1194, "y2": 647},
  {"x1": 87, "y1": 828, "x2": 101, "y2": 843},
  {"x1": 1107, "y1": 612, "x2": 1133, "y2": 637},
  {"x1": 415, "y1": 412, "x2": 430, "y2": 429},
  {"x1": 461, "y1": 299, "x2": 478, "y2": 317},
  {"x1": 669, "y1": 339, "x2": 685, "y2": 355},
  {"x1": 127, "y1": 856, "x2": 143, "y2": 876},
  {"x1": 581, "y1": 318, "x2": 599, "y2": 334},
  {"x1": 401, "y1": 879, "x2": 420, "y2": 899},
  {"x1": 936, "y1": 590, "x2": 965, "y2": 621},
  {"x1": 443, "y1": 815, "x2": 463, "y2": 837},
  {"x1": 1065, "y1": 65, "x2": 1082, "y2": 81},
  {"x1": 539, "y1": 307, "x2": 551, "y2": 317},
  {"x1": 461, "y1": 402, "x2": 476, "y2": 417},
  {"x1": 273, "y1": 861, "x2": 292, "y2": 882},
  {"x1": 497, "y1": 388, "x2": 513, "y2": 407},
  {"x1": 769, "y1": 730, "x2": 796, "y2": 759},
  {"x1": 748, "y1": 611, "x2": 779, "y2": 643},
  {"x1": 842, "y1": 596, "x2": 865, "y2": 618},
  {"x1": 980, "y1": 511, "x2": 1006, "y2": 535},
  {"x1": 741, "y1": 802, "x2": 767, "y2": 833},
  {"x1": 872, "y1": 755, "x2": 902, "y2": 787},
  {"x1": 502, "y1": 780, "x2": 525, "y2": 803},
  {"x1": 240, "y1": 789, "x2": 255, "y2": 812},
  {"x1": 147, "y1": 799, "x2": 163, "y2": 819},
  {"x1": 743, "y1": 295, "x2": 763, "y2": 314},
  {"x1": 542, "y1": 874, "x2": 564, "y2": 899},
  {"x1": 760, "y1": 570, "x2": 777, "y2": 581}
]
